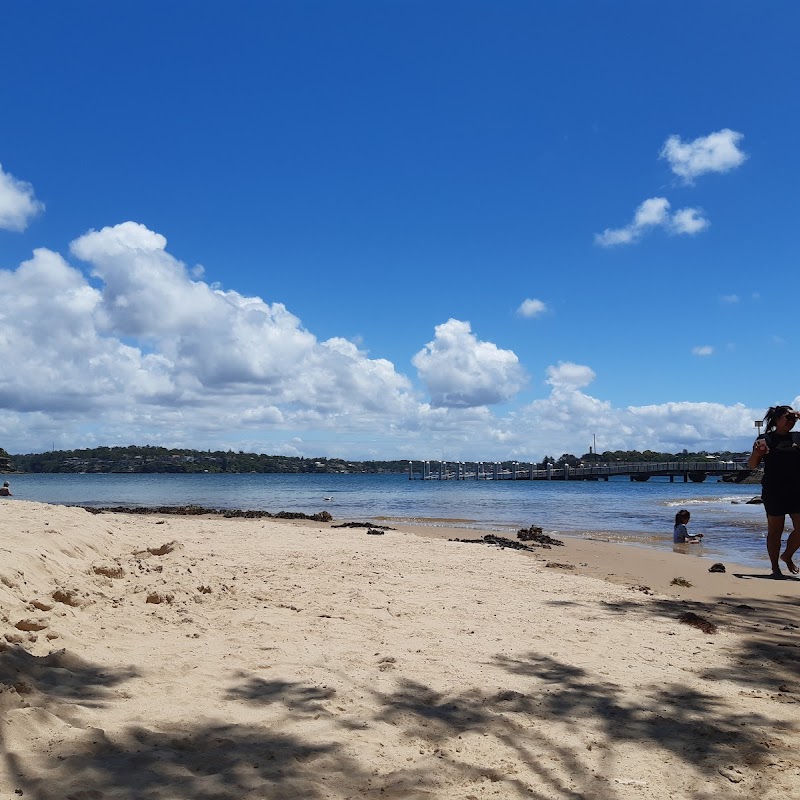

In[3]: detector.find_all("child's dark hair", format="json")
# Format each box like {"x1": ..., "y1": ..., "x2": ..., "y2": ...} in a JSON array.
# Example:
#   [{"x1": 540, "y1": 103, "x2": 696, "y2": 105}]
[
  {"x1": 763, "y1": 405, "x2": 794, "y2": 432},
  {"x1": 674, "y1": 509, "x2": 690, "y2": 525}
]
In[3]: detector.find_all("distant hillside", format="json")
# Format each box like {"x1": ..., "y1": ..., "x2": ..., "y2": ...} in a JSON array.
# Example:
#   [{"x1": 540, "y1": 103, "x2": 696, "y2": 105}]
[
  {"x1": 8, "y1": 445, "x2": 749, "y2": 474},
  {"x1": 9, "y1": 446, "x2": 408, "y2": 474}
]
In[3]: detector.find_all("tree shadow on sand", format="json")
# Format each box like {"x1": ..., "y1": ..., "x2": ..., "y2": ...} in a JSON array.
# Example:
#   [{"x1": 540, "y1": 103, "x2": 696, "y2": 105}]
[
  {"x1": 575, "y1": 592, "x2": 800, "y2": 690},
  {"x1": 225, "y1": 672, "x2": 336, "y2": 714},
  {"x1": 5, "y1": 588, "x2": 800, "y2": 800},
  {"x1": 368, "y1": 647, "x2": 796, "y2": 799},
  {"x1": 4, "y1": 639, "x2": 797, "y2": 800},
  {"x1": 0, "y1": 644, "x2": 139, "y2": 706},
  {"x1": 9, "y1": 722, "x2": 378, "y2": 800},
  {"x1": 492, "y1": 652, "x2": 786, "y2": 763},
  {"x1": 0, "y1": 652, "x2": 419, "y2": 800},
  {"x1": 0, "y1": 644, "x2": 139, "y2": 800}
]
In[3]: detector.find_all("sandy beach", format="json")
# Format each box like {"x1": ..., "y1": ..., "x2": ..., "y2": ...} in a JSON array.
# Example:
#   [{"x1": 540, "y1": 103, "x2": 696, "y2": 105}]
[{"x1": 1, "y1": 499, "x2": 799, "y2": 799}]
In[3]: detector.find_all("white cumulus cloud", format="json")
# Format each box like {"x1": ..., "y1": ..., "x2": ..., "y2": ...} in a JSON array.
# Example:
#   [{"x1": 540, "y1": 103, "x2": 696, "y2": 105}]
[
  {"x1": 634, "y1": 197, "x2": 671, "y2": 227},
  {"x1": 671, "y1": 207, "x2": 709, "y2": 235},
  {"x1": 545, "y1": 362, "x2": 596, "y2": 390},
  {"x1": 0, "y1": 163, "x2": 44, "y2": 231},
  {"x1": 595, "y1": 197, "x2": 708, "y2": 247},
  {"x1": 511, "y1": 380, "x2": 758, "y2": 460},
  {"x1": 517, "y1": 298, "x2": 548, "y2": 318},
  {"x1": 0, "y1": 221, "x2": 419, "y2": 441},
  {"x1": 692, "y1": 345, "x2": 714, "y2": 356},
  {"x1": 660, "y1": 129, "x2": 747, "y2": 182},
  {"x1": 412, "y1": 319, "x2": 527, "y2": 408}
]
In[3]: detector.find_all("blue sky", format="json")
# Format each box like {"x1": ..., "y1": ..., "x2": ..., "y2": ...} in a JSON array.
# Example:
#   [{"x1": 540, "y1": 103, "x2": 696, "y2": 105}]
[{"x1": 1, "y1": 1, "x2": 798, "y2": 459}]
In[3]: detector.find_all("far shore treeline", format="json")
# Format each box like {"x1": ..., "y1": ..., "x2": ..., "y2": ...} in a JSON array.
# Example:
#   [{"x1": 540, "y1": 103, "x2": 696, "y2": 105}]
[{"x1": 3, "y1": 445, "x2": 750, "y2": 475}]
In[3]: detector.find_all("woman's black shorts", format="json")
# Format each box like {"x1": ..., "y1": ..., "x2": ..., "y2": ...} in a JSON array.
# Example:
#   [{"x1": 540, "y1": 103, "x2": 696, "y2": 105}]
[{"x1": 762, "y1": 490, "x2": 800, "y2": 517}]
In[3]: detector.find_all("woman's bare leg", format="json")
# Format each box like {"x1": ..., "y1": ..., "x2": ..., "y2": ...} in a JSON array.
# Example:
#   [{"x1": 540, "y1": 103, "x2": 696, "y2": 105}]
[
  {"x1": 767, "y1": 514, "x2": 786, "y2": 576},
  {"x1": 780, "y1": 513, "x2": 800, "y2": 574}
]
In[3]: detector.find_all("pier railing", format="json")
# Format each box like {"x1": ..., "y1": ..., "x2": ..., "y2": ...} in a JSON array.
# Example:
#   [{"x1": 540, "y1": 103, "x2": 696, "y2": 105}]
[{"x1": 408, "y1": 460, "x2": 754, "y2": 483}]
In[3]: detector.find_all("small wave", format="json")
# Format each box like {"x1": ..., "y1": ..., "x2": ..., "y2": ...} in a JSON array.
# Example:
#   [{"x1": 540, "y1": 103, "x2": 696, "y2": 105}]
[
  {"x1": 374, "y1": 515, "x2": 480, "y2": 525},
  {"x1": 664, "y1": 496, "x2": 758, "y2": 506}
]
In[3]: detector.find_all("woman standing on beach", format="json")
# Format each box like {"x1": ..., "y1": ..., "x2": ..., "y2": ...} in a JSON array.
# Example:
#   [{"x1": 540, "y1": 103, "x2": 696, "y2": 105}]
[{"x1": 749, "y1": 405, "x2": 800, "y2": 578}]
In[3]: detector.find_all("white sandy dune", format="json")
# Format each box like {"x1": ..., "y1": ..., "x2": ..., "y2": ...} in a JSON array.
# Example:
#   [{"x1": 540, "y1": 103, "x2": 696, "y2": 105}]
[{"x1": 1, "y1": 499, "x2": 799, "y2": 799}]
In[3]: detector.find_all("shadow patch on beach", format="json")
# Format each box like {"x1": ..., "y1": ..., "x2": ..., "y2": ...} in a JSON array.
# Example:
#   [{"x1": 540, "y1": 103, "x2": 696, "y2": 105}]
[
  {"x1": 0, "y1": 645, "x2": 139, "y2": 707},
  {"x1": 5, "y1": 640, "x2": 797, "y2": 800},
  {"x1": 544, "y1": 599, "x2": 583, "y2": 607},
  {"x1": 226, "y1": 673, "x2": 336, "y2": 714},
  {"x1": 489, "y1": 650, "x2": 793, "y2": 780},
  {"x1": 367, "y1": 656, "x2": 791, "y2": 798},
  {"x1": 370, "y1": 677, "x2": 578, "y2": 798},
  {"x1": 6, "y1": 724, "x2": 386, "y2": 800},
  {"x1": 556, "y1": 593, "x2": 800, "y2": 693}
]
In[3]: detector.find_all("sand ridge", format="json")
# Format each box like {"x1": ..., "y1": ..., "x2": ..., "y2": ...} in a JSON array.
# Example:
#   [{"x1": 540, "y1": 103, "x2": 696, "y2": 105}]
[{"x1": 1, "y1": 499, "x2": 799, "y2": 799}]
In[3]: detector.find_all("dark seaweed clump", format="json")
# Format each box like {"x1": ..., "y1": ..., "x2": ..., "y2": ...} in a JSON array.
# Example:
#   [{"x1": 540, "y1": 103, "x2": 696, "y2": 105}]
[
  {"x1": 331, "y1": 522, "x2": 394, "y2": 530},
  {"x1": 82, "y1": 505, "x2": 333, "y2": 522},
  {"x1": 516, "y1": 525, "x2": 564, "y2": 547},
  {"x1": 678, "y1": 611, "x2": 718, "y2": 634},
  {"x1": 450, "y1": 534, "x2": 535, "y2": 551}
]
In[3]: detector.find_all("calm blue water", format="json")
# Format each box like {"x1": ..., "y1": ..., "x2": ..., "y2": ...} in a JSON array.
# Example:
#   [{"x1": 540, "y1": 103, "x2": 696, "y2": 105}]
[{"x1": 2, "y1": 472, "x2": 772, "y2": 569}]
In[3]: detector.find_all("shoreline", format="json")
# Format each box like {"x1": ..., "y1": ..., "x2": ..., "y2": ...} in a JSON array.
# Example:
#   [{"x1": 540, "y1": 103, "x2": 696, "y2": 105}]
[
  {"x1": 380, "y1": 516, "x2": 771, "y2": 571},
  {"x1": 7, "y1": 472, "x2": 771, "y2": 571},
  {"x1": 391, "y1": 520, "x2": 791, "y2": 607},
  {"x1": 3, "y1": 500, "x2": 799, "y2": 798},
  {"x1": 63, "y1": 499, "x2": 775, "y2": 572}
]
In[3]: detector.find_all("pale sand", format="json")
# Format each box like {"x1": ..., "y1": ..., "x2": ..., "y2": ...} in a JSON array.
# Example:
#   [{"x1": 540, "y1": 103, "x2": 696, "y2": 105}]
[{"x1": 1, "y1": 500, "x2": 799, "y2": 799}]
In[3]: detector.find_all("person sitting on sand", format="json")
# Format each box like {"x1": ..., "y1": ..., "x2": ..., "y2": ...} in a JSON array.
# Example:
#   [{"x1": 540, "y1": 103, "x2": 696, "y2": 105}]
[
  {"x1": 673, "y1": 510, "x2": 703, "y2": 544},
  {"x1": 748, "y1": 404, "x2": 800, "y2": 578},
  {"x1": 0, "y1": 481, "x2": 11, "y2": 497}
]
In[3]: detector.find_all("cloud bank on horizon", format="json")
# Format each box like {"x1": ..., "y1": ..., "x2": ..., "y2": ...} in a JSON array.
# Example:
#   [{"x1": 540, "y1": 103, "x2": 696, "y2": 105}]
[{"x1": 0, "y1": 161, "x2": 779, "y2": 459}]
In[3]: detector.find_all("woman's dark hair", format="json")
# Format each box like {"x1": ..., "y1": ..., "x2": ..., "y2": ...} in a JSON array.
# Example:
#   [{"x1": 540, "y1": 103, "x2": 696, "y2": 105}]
[
  {"x1": 764, "y1": 405, "x2": 794, "y2": 432},
  {"x1": 675, "y1": 509, "x2": 690, "y2": 525}
]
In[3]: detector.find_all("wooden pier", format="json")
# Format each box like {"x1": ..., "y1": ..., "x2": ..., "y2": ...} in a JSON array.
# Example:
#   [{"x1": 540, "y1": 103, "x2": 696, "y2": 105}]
[{"x1": 407, "y1": 460, "x2": 754, "y2": 483}]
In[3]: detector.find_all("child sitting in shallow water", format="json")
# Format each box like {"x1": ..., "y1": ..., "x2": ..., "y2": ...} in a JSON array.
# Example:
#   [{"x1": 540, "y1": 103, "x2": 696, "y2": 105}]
[{"x1": 673, "y1": 509, "x2": 703, "y2": 544}]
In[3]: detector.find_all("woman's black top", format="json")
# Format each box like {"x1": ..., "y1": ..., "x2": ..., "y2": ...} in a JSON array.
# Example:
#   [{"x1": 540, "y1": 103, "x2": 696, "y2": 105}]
[{"x1": 759, "y1": 432, "x2": 800, "y2": 493}]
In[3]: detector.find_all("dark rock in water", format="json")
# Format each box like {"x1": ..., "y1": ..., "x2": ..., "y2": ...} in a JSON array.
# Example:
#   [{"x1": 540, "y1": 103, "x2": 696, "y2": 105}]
[
  {"x1": 517, "y1": 524, "x2": 543, "y2": 540},
  {"x1": 517, "y1": 525, "x2": 564, "y2": 547},
  {"x1": 745, "y1": 496, "x2": 763, "y2": 505},
  {"x1": 737, "y1": 469, "x2": 764, "y2": 485},
  {"x1": 722, "y1": 469, "x2": 762, "y2": 485},
  {"x1": 709, "y1": 563, "x2": 726, "y2": 573}
]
